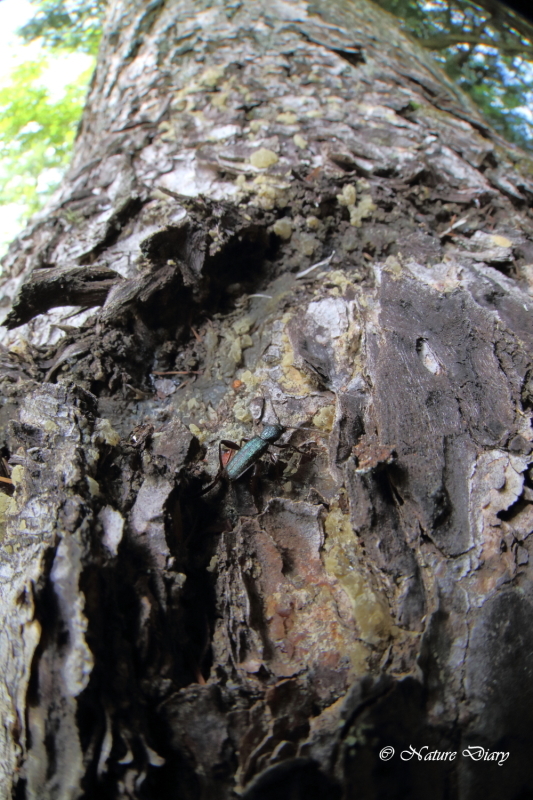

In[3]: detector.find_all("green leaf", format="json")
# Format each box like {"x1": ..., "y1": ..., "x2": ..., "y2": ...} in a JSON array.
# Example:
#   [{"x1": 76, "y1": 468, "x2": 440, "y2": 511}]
[
  {"x1": 0, "y1": 1, "x2": 103, "y2": 250},
  {"x1": 373, "y1": 0, "x2": 533, "y2": 151},
  {"x1": 17, "y1": 0, "x2": 106, "y2": 55},
  {"x1": 0, "y1": 57, "x2": 93, "y2": 216}
]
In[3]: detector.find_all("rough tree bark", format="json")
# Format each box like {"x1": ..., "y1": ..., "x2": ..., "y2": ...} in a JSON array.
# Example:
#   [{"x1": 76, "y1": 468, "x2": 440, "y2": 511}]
[{"x1": 1, "y1": 1, "x2": 533, "y2": 798}]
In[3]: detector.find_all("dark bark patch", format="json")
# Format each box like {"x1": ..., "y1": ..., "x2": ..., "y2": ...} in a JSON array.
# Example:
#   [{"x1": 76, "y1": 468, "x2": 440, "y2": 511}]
[
  {"x1": 4, "y1": 266, "x2": 120, "y2": 329},
  {"x1": 460, "y1": 590, "x2": 533, "y2": 798},
  {"x1": 241, "y1": 757, "x2": 341, "y2": 800}
]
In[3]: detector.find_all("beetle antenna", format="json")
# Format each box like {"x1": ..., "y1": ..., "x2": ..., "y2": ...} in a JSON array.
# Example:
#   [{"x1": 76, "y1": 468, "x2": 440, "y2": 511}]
[
  {"x1": 283, "y1": 425, "x2": 329, "y2": 435},
  {"x1": 255, "y1": 388, "x2": 332, "y2": 435}
]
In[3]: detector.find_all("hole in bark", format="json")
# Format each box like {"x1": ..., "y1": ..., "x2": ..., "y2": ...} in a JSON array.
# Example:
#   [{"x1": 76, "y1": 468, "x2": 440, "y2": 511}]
[
  {"x1": 407, "y1": 167, "x2": 434, "y2": 187},
  {"x1": 332, "y1": 47, "x2": 365, "y2": 67},
  {"x1": 280, "y1": 546, "x2": 295, "y2": 576},
  {"x1": 416, "y1": 338, "x2": 442, "y2": 375},
  {"x1": 135, "y1": 222, "x2": 272, "y2": 336},
  {"x1": 479, "y1": 151, "x2": 498, "y2": 171},
  {"x1": 139, "y1": 223, "x2": 190, "y2": 265},
  {"x1": 388, "y1": 477, "x2": 405, "y2": 507},
  {"x1": 201, "y1": 226, "x2": 272, "y2": 315},
  {"x1": 377, "y1": 462, "x2": 408, "y2": 516},
  {"x1": 372, "y1": 467, "x2": 397, "y2": 508}
]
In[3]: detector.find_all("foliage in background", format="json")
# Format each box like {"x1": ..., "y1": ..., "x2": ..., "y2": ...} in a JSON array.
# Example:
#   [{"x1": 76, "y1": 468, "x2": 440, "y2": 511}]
[
  {"x1": 17, "y1": 0, "x2": 106, "y2": 56},
  {"x1": 0, "y1": 59, "x2": 93, "y2": 216},
  {"x1": 1, "y1": 0, "x2": 532, "y2": 250},
  {"x1": 373, "y1": 0, "x2": 533, "y2": 151},
  {"x1": 0, "y1": 0, "x2": 104, "y2": 246}
]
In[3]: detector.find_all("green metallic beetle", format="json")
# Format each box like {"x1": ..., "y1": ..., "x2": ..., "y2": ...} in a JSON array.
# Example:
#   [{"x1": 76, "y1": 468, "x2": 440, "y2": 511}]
[{"x1": 199, "y1": 422, "x2": 288, "y2": 495}]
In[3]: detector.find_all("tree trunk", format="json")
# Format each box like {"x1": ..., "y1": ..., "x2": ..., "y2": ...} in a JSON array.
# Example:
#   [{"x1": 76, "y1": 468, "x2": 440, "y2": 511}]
[{"x1": 1, "y1": 1, "x2": 533, "y2": 798}]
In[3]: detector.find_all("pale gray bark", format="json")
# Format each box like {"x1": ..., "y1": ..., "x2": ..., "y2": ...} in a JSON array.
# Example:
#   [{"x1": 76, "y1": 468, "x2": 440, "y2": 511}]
[{"x1": 1, "y1": 1, "x2": 533, "y2": 798}]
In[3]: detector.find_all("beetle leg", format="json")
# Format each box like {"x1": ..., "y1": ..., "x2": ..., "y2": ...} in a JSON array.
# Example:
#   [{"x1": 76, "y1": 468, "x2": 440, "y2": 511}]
[
  {"x1": 198, "y1": 471, "x2": 223, "y2": 496},
  {"x1": 198, "y1": 440, "x2": 241, "y2": 496},
  {"x1": 268, "y1": 450, "x2": 280, "y2": 464},
  {"x1": 248, "y1": 458, "x2": 263, "y2": 495},
  {"x1": 219, "y1": 439, "x2": 240, "y2": 469},
  {"x1": 271, "y1": 441, "x2": 309, "y2": 455},
  {"x1": 220, "y1": 440, "x2": 241, "y2": 449}
]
